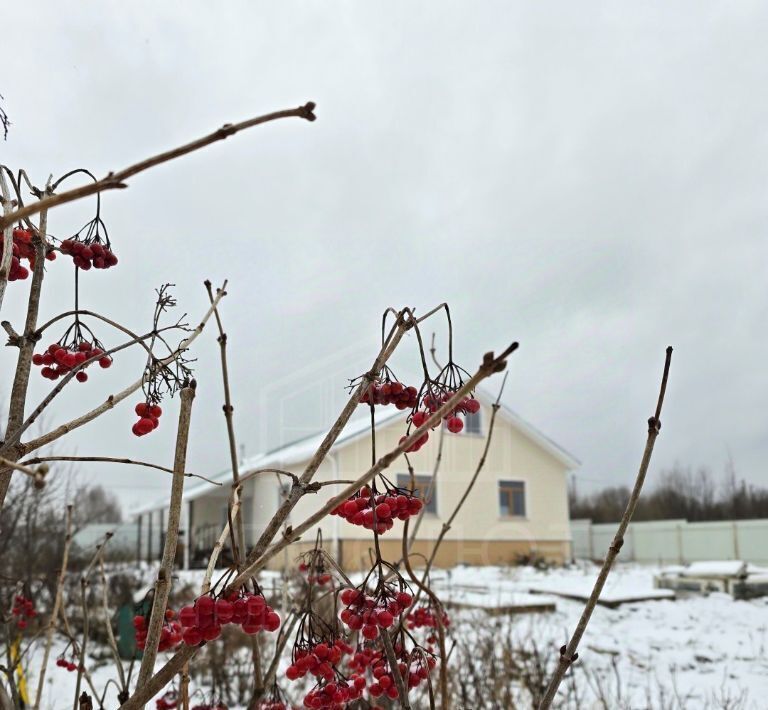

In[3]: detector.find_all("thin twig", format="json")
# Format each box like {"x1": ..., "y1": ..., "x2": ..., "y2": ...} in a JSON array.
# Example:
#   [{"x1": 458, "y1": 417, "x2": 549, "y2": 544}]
[
  {"x1": 97, "y1": 554, "x2": 127, "y2": 695},
  {"x1": 381, "y1": 626, "x2": 411, "y2": 710},
  {"x1": 74, "y1": 533, "x2": 114, "y2": 710},
  {"x1": 33, "y1": 504, "x2": 73, "y2": 709},
  {"x1": 537, "y1": 346, "x2": 673, "y2": 709},
  {"x1": 204, "y1": 280, "x2": 247, "y2": 562},
  {"x1": 19, "y1": 455, "x2": 221, "y2": 486},
  {"x1": 0, "y1": 103, "x2": 317, "y2": 230},
  {"x1": 201, "y1": 487, "x2": 241, "y2": 594}
]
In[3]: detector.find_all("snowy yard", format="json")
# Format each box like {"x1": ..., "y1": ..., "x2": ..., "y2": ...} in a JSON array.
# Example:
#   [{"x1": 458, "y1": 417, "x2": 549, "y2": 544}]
[{"x1": 23, "y1": 562, "x2": 768, "y2": 709}]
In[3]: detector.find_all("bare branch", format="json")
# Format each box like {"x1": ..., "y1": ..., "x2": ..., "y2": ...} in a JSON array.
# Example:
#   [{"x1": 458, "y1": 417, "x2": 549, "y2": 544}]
[
  {"x1": 0, "y1": 103, "x2": 317, "y2": 230},
  {"x1": 19, "y1": 455, "x2": 221, "y2": 486},
  {"x1": 537, "y1": 346, "x2": 674, "y2": 709},
  {"x1": 134, "y1": 384, "x2": 196, "y2": 690}
]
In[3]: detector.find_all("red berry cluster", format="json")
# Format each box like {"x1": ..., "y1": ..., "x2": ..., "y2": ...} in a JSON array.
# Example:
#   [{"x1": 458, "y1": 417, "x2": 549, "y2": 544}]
[
  {"x1": 301, "y1": 678, "x2": 363, "y2": 709},
  {"x1": 11, "y1": 595, "x2": 36, "y2": 630},
  {"x1": 1, "y1": 227, "x2": 57, "y2": 283},
  {"x1": 298, "y1": 561, "x2": 332, "y2": 586},
  {"x1": 133, "y1": 608, "x2": 182, "y2": 652},
  {"x1": 286, "y1": 638, "x2": 353, "y2": 683},
  {"x1": 417, "y1": 392, "x2": 480, "y2": 436},
  {"x1": 367, "y1": 648, "x2": 436, "y2": 699},
  {"x1": 55, "y1": 656, "x2": 81, "y2": 673},
  {"x1": 156, "y1": 691, "x2": 178, "y2": 710},
  {"x1": 132, "y1": 402, "x2": 163, "y2": 437},
  {"x1": 361, "y1": 381, "x2": 418, "y2": 410},
  {"x1": 32, "y1": 341, "x2": 112, "y2": 382},
  {"x1": 330, "y1": 486, "x2": 423, "y2": 535},
  {"x1": 406, "y1": 605, "x2": 451, "y2": 631},
  {"x1": 177, "y1": 591, "x2": 280, "y2": 646},
  {"x1": 339, "y1": 587, "x2": 412, "y2": 641},
  {"x1": 399, "y1": 393, "x2": 480, "y2": 450},
  {"x1": 59, "y1": 239, "x2": 118, "y2": 271}
]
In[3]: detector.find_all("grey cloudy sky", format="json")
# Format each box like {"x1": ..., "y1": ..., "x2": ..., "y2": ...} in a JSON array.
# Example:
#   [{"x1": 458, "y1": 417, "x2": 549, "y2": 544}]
[{"x1": 1, "y1": 2, "x2": 766, "y2": 512}]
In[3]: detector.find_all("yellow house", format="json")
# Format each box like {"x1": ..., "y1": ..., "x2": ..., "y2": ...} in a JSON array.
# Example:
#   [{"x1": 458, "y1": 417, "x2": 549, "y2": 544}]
[{"x1": 133, "y1": 390, "x2": 578, "y2": 569}]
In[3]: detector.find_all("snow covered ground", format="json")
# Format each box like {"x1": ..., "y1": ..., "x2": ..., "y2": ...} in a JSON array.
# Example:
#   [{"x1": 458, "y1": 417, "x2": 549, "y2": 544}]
[
  {"x1": 18, "y1": 562, "x2": 768, "y2": 709},
  {"x1": 442, "y1": 562, "x2": 768, "y2": 709}
]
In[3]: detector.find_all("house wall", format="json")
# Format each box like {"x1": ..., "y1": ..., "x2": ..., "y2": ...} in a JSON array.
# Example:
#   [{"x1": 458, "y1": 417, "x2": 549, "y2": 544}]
[{"x1": 260, "y1": 402, "x2": 572, "y2": 569}]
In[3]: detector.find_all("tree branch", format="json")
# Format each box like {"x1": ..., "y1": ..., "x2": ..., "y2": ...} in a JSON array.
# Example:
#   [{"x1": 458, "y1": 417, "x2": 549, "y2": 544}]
[
  {"x1": 537, "y1": 346, "x2": 673, "y2": 709},
  {"x1": 134, "y1": 384, "x2": 196, "y2": 693},
  {"x1": 0, "y1": 103, "x2": 317, "y2": 231}
]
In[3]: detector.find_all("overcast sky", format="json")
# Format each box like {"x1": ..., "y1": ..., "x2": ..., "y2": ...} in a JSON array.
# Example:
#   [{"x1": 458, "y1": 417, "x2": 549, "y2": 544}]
[{"x1": 1, "y1": 2, "x2": 766, "y2": 513}]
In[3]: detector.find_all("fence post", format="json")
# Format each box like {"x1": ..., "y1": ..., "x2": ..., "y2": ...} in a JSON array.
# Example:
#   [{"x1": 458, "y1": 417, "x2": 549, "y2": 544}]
[
  {"x1": 732, "y1": 521, "x2": 740, "y2": 560},
  {"x1": 677, "y1": 523, "x2": 684, "y2": 565}
]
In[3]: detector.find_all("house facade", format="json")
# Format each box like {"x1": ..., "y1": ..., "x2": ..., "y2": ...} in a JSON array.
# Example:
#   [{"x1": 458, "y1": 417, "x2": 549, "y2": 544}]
[{"x1": 133, "y1": 391, "x2": 578, "y2": 569}]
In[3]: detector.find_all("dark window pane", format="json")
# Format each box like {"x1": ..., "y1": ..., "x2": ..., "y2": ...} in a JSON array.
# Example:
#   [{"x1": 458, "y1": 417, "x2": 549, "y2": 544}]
[
  {"x1": 465, "y1": 410, "x2": 482, "y2": 434},
  {"x1": 499, "y1": 480, "x2": 525, "y2": 517},
  {"x1": 397, "y1": 474, "x2": 437, "y2": 514}
]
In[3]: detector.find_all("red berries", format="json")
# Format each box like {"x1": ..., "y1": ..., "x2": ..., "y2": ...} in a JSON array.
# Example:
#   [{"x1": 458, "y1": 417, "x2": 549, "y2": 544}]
[
  {"x1": 330, "y1": 486, "x2": 423, "y2": 534},
  {"x1": 156, "y1": 691, "x2": 179, "y2": 710},
  {"x1": 55, "y1": 657, "x2": 80, "y2": 672},
  {"x1": 407, "y1": 604, "x2": 450, "y2": 631},
  {"x1": 176, "y1": 591, "x2": 280, "y2": 646},
  {"x1": 32, "y1": 340, "x2": 112, "y2": 382},
  {"x1": 403, "y1": 392, "x2": 480, "y2": 448},
  {"x1": 339, "y1": 584, "x2": 411, "y2": 638},
  {"x1": 133, "y1": 608, "x2": 182, "y2": 652},
  {"x1": 12, "y1": 595, "x2": 36, "y2": 629},
  {"x1": 446, "y1": 416, "x2": 464, "y2": 433},
  {"x1": 298, "y1": 561, "x2": 333, "y2": 586},
  {"x1": 286, "y1": 637, "x2": 360, "y2": 708},
  {"x1": 59, "y1": 239, "x2": 118, "y2": 270},
  {"x1": 1, "y1": 228, "x2": 46, "y2": 282},
  {"x1": 361, "y1": 380, "x2": 418, "y2": 410},
  {"x1": 132, "y1": 402, "x2": 163, "y2": 437}
]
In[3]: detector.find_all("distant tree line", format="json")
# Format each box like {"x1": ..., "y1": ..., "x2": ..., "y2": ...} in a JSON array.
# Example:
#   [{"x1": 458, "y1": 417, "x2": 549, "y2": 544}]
[{"x1": 569, "y1": 462, "x2": 768, "y2": 522}]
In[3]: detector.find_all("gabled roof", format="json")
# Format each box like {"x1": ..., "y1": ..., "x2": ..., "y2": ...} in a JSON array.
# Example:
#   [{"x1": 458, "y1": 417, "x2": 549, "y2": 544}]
[{"x1": 131, "y1": 390, "x2": 578, "y2": 515}]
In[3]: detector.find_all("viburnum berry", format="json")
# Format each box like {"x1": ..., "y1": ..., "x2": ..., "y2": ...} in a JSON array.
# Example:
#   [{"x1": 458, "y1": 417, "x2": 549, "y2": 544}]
[
  {"x1": 177, "y1": 589, "x2": 280, "y2": 646},
  {"x1": 133, "y1": 606, "x2": 182, "y2": 653},
  {"x1": 0, "y1": 228, "x2": 56, "y2": 282},
  {"x1": 330, "y1": 485, "x2": 423, "y2": 534},
  {"x1": 155, "y1": 691, "x2": 179, "y2": 710},
  {"x1": 132, "y1": 401, "x2": 163, "y2": 437},
  {"x1": 55, "y1": 656, "x2": 80, "y2": 673},
  {"x1": 11, "y1": 594, "x2": 36, "y2": 629},
  {"x1": 360, "y1": 379, "x2": 418, "y2": 410},
  {"x1": 339, "y1": 582, "x2": 413, "y2": 643},
  {"x1": 32, "y1": 338, "x2": 112, "y2": 383},
  {"x1": 60, "y1": 238, "x2": 118, "y2": 271},
  {"x1": 406, "y1": 604, "x2": 450, "y2": 631}
]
